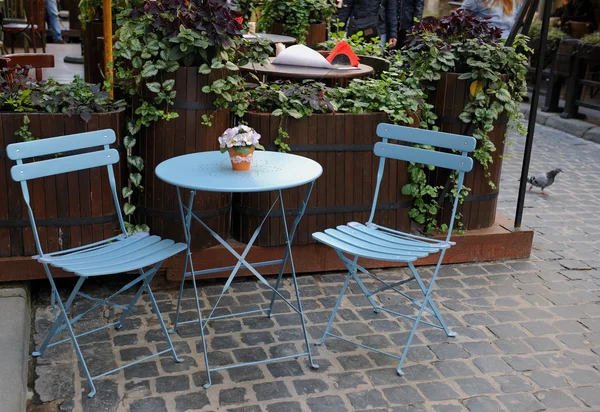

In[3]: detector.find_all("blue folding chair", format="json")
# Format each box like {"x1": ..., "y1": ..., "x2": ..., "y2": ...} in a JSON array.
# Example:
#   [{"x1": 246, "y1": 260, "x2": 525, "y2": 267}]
[
  {"x1": 314, "y1": 123, "x2": 475, "y2": 375},
  {"x1": 7, "y1": 130, "x2": 187, "y2": 397}
]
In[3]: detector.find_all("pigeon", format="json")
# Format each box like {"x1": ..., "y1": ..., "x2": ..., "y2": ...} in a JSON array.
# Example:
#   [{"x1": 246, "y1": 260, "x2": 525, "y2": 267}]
[{"x1": 527, "y1": 168, "x2": 562, "y2": 195}]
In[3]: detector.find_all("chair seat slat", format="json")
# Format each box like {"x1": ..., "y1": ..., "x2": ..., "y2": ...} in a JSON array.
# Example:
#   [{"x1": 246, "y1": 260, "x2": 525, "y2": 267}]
[
  {"x1": 75, "y1": 243, "x2": 187, "y2": 276},
  {"x1": 11, "y1": 149, "x2": 119, "y2": 181},
  {"x1": 324, "y1": 229, "x2": 431, "y2": 258},
  {"x1": 312, "y1": 232, "x2": 420, "y2": 262},
  {"x1": 345, "y1": 223, "x2": 439, "y2": 249},
  {"x1": 43, "y1": 235, "x2": 159, "y2": 266},
  {"x1": 60, "y1": 239, "x2": 176, "y2": 272}
]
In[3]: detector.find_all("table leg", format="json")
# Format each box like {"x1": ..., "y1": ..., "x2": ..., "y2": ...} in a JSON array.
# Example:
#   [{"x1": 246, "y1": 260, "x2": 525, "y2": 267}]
[
  {"x1": 171, "y1": 189, "x2": 212, "y2": 387},
  {"x1": 171, "y1": 183, "x2": 319, "y2": 387},
  {"x1": 267, "y1": 181, "x2": 315, "y2": 316},
  {"x1": 275, "y1": 186, "x2": 319, "y2": 369}
]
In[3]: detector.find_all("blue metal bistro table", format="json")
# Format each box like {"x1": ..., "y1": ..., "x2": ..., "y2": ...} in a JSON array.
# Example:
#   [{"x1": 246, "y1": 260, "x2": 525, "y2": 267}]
[{"x1": 156, "y1": 151, "x2": 323, "y2": 388}]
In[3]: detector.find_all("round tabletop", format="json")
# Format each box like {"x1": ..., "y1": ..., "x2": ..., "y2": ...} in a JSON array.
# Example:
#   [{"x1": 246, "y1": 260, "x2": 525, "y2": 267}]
[
  {"x1": 156, "y1": 151, "x2": 323, "y2": 193},
  {"x1": 243, "y1": 33, "x2": 296, "y2": 45},
  {"x1": 239, "y1": 57, "x2": 374, "y2": 80}
]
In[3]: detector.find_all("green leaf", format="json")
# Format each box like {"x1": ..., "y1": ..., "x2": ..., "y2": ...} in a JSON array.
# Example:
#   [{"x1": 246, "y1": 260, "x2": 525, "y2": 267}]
[
  {"x1": 124, "y1": 135, "x2": 137, "y2": 149},
  {"x1": 146, "y1": 82, "x2": 161, "y2": 93},
  {"x1": 124, "y1": 203, "x2": 136, "y2": 216},
  {"x1": 130, "y1": 173, "x2": 142, "y2": 187},
  {"x1": 127, "y1": 156, "x2": 144, "y2": 171},
  {"x1": 122, "y1": 187, "x2": 134, "y2": 198}
]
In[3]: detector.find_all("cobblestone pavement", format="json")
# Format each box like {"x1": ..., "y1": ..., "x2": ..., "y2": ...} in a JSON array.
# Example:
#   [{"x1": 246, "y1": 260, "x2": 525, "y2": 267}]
[{"x1": 30, "y1": 124, "x2": 600, "y2": 412}]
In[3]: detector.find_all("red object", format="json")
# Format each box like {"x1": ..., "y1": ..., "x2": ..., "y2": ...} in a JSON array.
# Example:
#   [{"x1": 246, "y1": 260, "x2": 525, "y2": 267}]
[
  {"x1": 326, "y1": 40, "x2": 360, "y2": 67},
  {"x1": 235, "y1": 17, "x2": 243, "y2": 23}
]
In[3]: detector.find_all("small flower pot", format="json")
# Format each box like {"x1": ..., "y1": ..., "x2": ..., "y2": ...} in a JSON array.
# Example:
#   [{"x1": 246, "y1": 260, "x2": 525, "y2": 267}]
[{"x1": 228, "y1": 147, "x2": 255, "y2": 170}]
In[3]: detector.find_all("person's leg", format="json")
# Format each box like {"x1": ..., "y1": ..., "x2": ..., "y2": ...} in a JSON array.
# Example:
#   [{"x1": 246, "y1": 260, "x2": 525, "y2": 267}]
[
  {"x1": 380, "y1": 33, "x2": 387, "y2": 47},
  {"x1": 45, "y1": 0, "x2": 64, "y2": 42}
]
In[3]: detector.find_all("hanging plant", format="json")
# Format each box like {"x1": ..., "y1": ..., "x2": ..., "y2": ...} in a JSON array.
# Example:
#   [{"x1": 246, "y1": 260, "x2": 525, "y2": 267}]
[{"x1": 113, "y1": 0, "x2": 270, "y2": 234}]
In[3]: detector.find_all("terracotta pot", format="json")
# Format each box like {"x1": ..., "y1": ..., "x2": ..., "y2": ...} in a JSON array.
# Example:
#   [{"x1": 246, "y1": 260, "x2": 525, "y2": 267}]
[{"x1": 228, "y1": 147, "x2": 255, "y2": 170}]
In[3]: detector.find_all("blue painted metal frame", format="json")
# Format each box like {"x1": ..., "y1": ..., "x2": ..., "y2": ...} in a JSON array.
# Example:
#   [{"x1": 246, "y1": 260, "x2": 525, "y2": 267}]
[
  {"x1": 313, "y1": 123, "x2": 475, "y2": 376},
  {"x1": 7, "y1": 130, "x2": 185, "y2": 398},
  {"x1": 169, "y1": 182, "x2": 320, "y2": 388}
]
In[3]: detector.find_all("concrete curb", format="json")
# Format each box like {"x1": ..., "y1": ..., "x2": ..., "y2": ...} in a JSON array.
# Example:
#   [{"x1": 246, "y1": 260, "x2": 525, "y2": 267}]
[
  {"x1": 520, "y1": 103, "x2": 600, "y2": 144},
  {"x1": 0, "y1": 286, "x2": 31, "y2": 412}
]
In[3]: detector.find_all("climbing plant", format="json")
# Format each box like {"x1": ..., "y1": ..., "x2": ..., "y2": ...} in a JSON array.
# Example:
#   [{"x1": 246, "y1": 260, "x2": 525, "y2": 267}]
[{"x1": 113, "y1": 0, "x2": 269, "y2": 233}]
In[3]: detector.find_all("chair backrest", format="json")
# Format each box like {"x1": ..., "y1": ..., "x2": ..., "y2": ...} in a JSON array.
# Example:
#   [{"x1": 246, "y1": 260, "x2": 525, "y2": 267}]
[
  {"x1": 2, "y1": 53, "x2": 55, "y2": 81},
  {"x1": 369, "y1": 123, "x2": 475, "y2": 240},
  {"x1": 6, "y1": 129, "x2": 127, "y2": 255},
  {"x1": 2, "y1": 0, "x2": 27, "y2": 24}
]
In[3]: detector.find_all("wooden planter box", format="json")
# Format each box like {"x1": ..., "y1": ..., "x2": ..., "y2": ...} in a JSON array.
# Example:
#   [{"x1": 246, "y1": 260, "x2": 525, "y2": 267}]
[
  {"x1": 0, "y1": 110, "x2": 125, "y2": 257},
  {"x1": 137, "y1": 67, "x2": 231, "y2": 250},
  {"x1": 82, "y1": 20, "x2": 110, "y2": 85},
  {"x1": 428, "y1": 72, "x2": 508, "y2": 230},
  {"x1": 271, "y1": 22, "x2": 326, "y2": 46},
  {"x1": 232, "y1": 112, "x2": 412, "y2": 247}
]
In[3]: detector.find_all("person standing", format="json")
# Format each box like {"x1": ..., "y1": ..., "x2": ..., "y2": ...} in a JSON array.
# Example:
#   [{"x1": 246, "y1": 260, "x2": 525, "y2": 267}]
[
  {"x1": 338, "y1": 0, "x2": 398, "y2": 47},
  {"x1": 45, "y1": 0, "x2": 65, "y2": 43},
  {"x1": 460, "y1": 0, "x2": 525, "y2": 38},
  {"x1": 396, "y1": 0, "x2": 424, "y2": 45}
]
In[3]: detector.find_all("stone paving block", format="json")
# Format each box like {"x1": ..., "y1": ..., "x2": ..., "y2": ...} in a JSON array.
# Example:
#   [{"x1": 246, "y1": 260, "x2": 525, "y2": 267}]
[
  {"x1": 566, "y1": 368, "x2": 600, "y2": 385},
  {"x1": 306, "y1": 395, "x2": 349, "y2": 412},
  {"x1": 383, "y1": 385, "x2": 425, "y2": 404},
  {"x1": 220, "y1": 388, "x2": 248, "y2": 406},
  {"x1": 454, "y1": 377, "x2": 497, "y2": 396},
  {"x1": 253, "y1": 381, "x2": 292, "y2": 401},
  {"x1": 175, "y1": 391, "x2": 210, "y2": 411},
  {"x1": 337, "y1": 354, "x2": 373, "y2": 371},
  {"x1": 293, "y1": 378, "x2": 329, "y2": 395},
  {"x1": 430, "y1": 343, "x2": 470, "y2": 360},
  {"x1": 535, "y1": 390, "x2": 580, "y2": 408},
  {"x1": 227, "y1": 365, "x2": 264, "y2": 383},
  {"x1": 267, "y1": 360, "x2": 305, "y2": 378},
  {"x1": 571, "y1": 386, "x2": 600, "y2": 406},
  {"x1": 494, "y1": 339, "x2": 532, "y2": 355},
  {"x1": 502, "y1": 355, "x2": 542, "y2": 372},
  {"x1": 473, "y1": 357, "x2": 513, "y2": 374},
  {"x1": 488, "y1": 324, "x2": 528, "y2": 339},
  {"x1": 498, "y1": 393, "x2": 545, "y2": 412},
  {"x1": 494, "y1": 375, "x2": 533, "y2": 393},
  {"x1": 528, "y1": 370, "x2": 570, "y2": 389},
  {"x1": 227, "y1": 405, "x2": 262, "y2": 412},
  {"x1": 524, "y1": 337, "x2": 560, "y2": 352},
  {"x1": 464, "y1": 396, "x2": 504, "y2": 411},
  {"x1": 123, "y1": 361, "x2": 159, "y2": 380},
  {"x1": 346, "y1": 389, "x2": 389, "y2": 409},
  {"x1": 130, "y1": 397, "x2": 168, "y2": 412},
  {"x1": 266, "y1": 401, "x2": 304, "y2": 412},
  {"x1": 417, "y1": 382, "x2": 460, "y2": 401},
  {"x1": 462, "y1": 341, "x2": 498, "y2": 356}
]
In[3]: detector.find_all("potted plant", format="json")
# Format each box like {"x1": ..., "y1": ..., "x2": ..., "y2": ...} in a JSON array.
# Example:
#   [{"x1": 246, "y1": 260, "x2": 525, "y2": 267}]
[
  {"x1": 0, "y1": 70, "x2": 126, "y2": 258},
  {"x1": 219, "y1": 125, "x2": 265, "y2": 170},
  {"x1": 400, "y1": 10, "x2": 529, "y2": 231},
  {"x1": 112, "y1": 0, "x2": 268, "y2": 246},
  {"x1": 232, "y1": 76, "x2": 434, "y2": 246},
  {"x1": 258, "y1": 0, "x2": 337, "y2": 45}
]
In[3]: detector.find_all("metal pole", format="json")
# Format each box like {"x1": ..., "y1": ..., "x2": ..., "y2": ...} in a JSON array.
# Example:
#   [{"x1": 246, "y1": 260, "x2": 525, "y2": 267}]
[
  {"x1": 514, "y1": 0, "x2": 554, "y2": 228},
  {"x1": 103, "y1": 0, "x2": 114, "y2": 97}
]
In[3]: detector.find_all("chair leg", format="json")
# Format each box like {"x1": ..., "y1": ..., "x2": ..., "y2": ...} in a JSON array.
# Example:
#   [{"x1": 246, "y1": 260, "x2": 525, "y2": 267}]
[
  {"x1": 396, "y1": 258, "x2": 446, "y2": 375},
  {"x1": 318, "y1": 270, "x2": 352, "y2": 345},
  {"x1": 407, "y1": 262, "x2": 455, "y2": 337},
  {"x1": 146, "y1": 285, "x2": 183, "y2": 364},
  {"x1": 33, "y1": 272, "x2": 97, "y2": 396}
]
